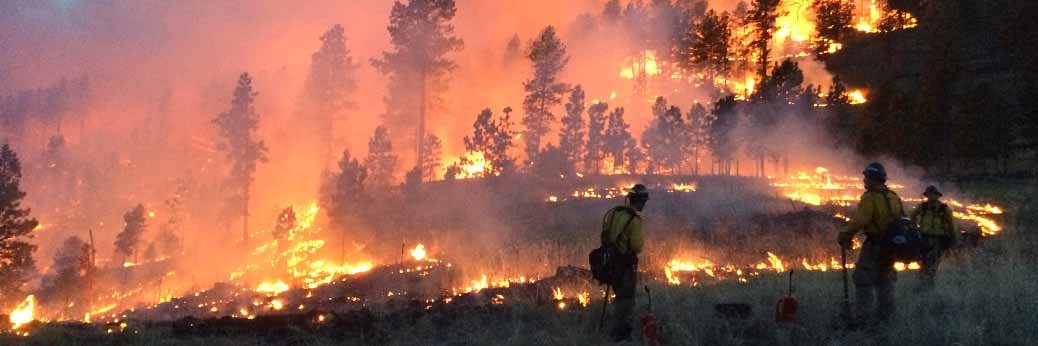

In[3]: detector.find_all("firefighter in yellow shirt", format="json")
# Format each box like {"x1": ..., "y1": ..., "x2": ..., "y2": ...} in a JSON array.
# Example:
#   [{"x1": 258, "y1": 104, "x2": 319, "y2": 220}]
[
  {"x1": 601, "y1": 184, "x2": 647, "y2": 342},
  {"x1": 838, "y1": 162, "x2": 903, "y2": 322},
  {"x1": 910, "y1": 185, "x2": 958, "y2": 290}
]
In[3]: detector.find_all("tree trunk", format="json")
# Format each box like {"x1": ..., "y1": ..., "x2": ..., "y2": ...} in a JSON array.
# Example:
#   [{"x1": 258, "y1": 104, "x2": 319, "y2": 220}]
[
  {"x1": 242, "y1": 189, "x2": 249, "y2": 246},
  {"x1": 417, "y1": 62, "x2": 428, "y2": 182}
]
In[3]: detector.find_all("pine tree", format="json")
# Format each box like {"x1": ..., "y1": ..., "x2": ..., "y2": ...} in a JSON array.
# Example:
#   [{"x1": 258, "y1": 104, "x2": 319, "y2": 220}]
[
  {"x1": 464, "y1": 108, "x2": 516, "y2": 177},
  {"x1": 322, "y1": 148, "x2": 367, "y2": 233},
  {"x1": 558, "y1": 85, "x2": 586, "y2": 175},
  {"x1": 421, "y1": 134, "x2": 443, "y2": 181},
  {"x1": 372, "y1": 0, "x2": 463, "y2": 177},
  {"x1": 212, "y1": 73, "x2": 269, "y2": 243},
  {"x1": 603, "y1": 107, "x2": 636, "y2": 174},
  {"x1": 39, "y1": 236, "x2": 91, "y2": 311},
  {"x1": 114, "y1": 204, "x2": 148, "y2": 263},
  {"x1": 812, "y1": 0, "x2": 854, "y2": 56},
  {"x1": 754, "y1": 59, "x2": 805, "y2": 104},
  {"x1": 745, "y1": 0, "x2": 781, "y2": 79},
  {"x1": 685, "y1": 102, "x2": 713, "y2": 175},
  {"x1": 522, "y1": 26, "x2": 570, "y2": 164},
  {"x1": 504, "y1": 34, "x2": 522, "y2": 65},
  {"x1": 692, "y1": 10, "x2": 732, "y2": 82},
  {"x1": 584, "y1": 102, "x2": 609, "y2": 174},
  {"x1": 0, "y1": 144, "x2": 38, "y2": 306},
  {"x1": 365, "y1": 126, "x2": 399, "y2": 188},
  {"x1": 710, "y1": 95, "x2": 738, "y2": 175},
  {"x1": 642, "y1": 97, "x2": 685, "y2": 174},
  {"x1": 300, "y1": 24, "x2": 359, "y2": 168}
]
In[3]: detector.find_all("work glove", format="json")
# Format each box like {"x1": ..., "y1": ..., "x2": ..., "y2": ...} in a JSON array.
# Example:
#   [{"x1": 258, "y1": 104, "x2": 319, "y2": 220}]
[{"x1": 837, "y1": 232, "x2": 854, "y2": 250}]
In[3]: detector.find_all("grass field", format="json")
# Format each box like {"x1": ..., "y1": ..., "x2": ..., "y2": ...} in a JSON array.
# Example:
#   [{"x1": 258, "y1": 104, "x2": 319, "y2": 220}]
[
  {"x1": 7, "y1": 232, "x2": 1036, "y2": 346},
  {"x1": 6, "y1": 179, "x2": 1036, "y2": 346}
]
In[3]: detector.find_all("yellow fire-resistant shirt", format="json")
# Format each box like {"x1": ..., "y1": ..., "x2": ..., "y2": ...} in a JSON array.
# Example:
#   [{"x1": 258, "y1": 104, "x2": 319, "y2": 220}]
[
  {"x1": 600, "y1": 206, "x2": 644, "y2": 256},
  {"x1": 841, "y1": 188, "x2": 904, "y2": 238},
  {"x1": 911, "y1": 202, "x2": 958, "y2": 237}
]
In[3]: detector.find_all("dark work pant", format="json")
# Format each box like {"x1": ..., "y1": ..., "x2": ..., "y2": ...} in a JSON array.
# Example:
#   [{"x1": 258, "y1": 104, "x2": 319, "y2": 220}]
[
  {"x1": 853, "y1": 237, "x2": 897, "y2": 321},
  {"x1": 610, "y1": 263, "x2": 638, "y2": 340},
  {"x1": 919, "y1": 235, "x2": 947, "y2": 290}
]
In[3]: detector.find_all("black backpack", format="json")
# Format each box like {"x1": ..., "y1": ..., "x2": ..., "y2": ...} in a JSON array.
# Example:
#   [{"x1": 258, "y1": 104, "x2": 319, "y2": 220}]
[
  {"x1": 589, "y1": 207, "x2": 637, "y2": 285},
  {"x1": 876, "y1": 192, "x2": 925, "y2": 262}
]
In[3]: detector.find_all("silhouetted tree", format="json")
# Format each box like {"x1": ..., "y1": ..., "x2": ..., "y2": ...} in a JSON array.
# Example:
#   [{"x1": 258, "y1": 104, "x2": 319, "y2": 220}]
[
  {"x1": 39, "y1": 236, "x2": 91, "y2": 313},
  {"x1": 685, "y1": 102, "x2": 713, "y2": 175},
  {"x1": 710, "y1": 95, "x2": 738, "y2": 175},
  {"x1": 0, "y1": 144, "x2": 38, "y2": 306},
  {"x1": 745, "y1": 0, "x2": 780, "y2": 79},
  {"x1": 558, "y1": 86, "x2": 586, "y2": 175},
  {"x1": 464, "y1": 108, "x2": 516, "y2": 177},
  {"x1": 213, "y1": 73, "x2": 268, "y2": 243},
  {"x1": 114, "y1": 204, "x2": 147, "y2": 263},
  {"x1": 504, "y1": 34, "x2": 522, "y2": 65},
  {"x1": 522, "y1": 26, "x2": 570, "y2": 164},
  {"x1": 323, "y1": 149, "x2": 367, "y2": 233},
  {"x1": 372, "y1": 0, "x2": 463, "y2": 177},
  {"x1": 692, "y1": 10, "x2": 732, "y2": 82},
  {"x1": 300, "y1": 24, "x2": 359, "y2": 168},
  {"x1": 812, "y1": 0, "x2": 854, "y2": 56},
  {"x1": 421, "y1": 134, "x2": 443, "y2": 181},
  {"x1": 365, "y1": 126, "x2": 399, "y2": 188},
  {"x1": 603, "y1": 107, "x2": 636, "y2": 173},
  {"x1": 531, "y1": 144, "x2": 569, "y2": 179},
  {"x1": 584, "y1": 102, "x2": 609, "y2": 174},
  {"x1": 273, "y1": 207, "x2": 296, "y2": 241},
  {"x1": 642, "y1": 97, "x2": 685, "y2": 174}
]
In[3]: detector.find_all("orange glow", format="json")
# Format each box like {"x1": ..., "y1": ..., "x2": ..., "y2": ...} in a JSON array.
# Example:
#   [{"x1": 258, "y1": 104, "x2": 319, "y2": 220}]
[{"x1": 9, "y1": 295, "x2": 35, "y2": 330}]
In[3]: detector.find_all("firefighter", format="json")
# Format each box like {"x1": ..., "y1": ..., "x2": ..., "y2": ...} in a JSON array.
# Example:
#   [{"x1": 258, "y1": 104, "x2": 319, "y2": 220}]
[
  {"x1": 602, "y1": 184, "x2": 648, "y2": 341},
  {"x1": 838, "y1": 162, "x2": 903, "y2": 322},
  {"x1": 910, "y1": 185, "x2": 958, "y2": 290}
]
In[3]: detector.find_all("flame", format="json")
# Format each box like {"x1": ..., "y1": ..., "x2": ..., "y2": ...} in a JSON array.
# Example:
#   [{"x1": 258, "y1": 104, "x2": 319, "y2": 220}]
[
  {"x1": 669, "y1": 182, "x2": 698, "y2": 193},
  {"x1": 9, "y1": 295, "x2": 35, "y2": 330},
  {"x1": 552, "y1": 287, "x2": 564, "y2": 301},
  {"x1": 848, "y1": 89, "x2": 867, "y2": 104},
  {"x1": 410, "y1": 244, "x2": 427, "y2": 261},
  {"x1": 766, "y1": 252, "x2": 785, "y2": 272},
  {"x1": 454, "y1": 151, "x2": 494, "y2": 179},
  {"x1": 619, "y1": 50, "x2": 661, "y2": 80},
  {"x1": 256, "y1": 280, "x2": 290, "y2": 296},
  {"x1": 122, "y1": 261, "x2": 137, "y2": 268}
]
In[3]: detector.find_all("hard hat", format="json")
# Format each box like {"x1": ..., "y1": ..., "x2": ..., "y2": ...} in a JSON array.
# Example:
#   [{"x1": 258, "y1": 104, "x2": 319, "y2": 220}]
[
  {"x1": 923, "y1": 185, "x2": 943, "y2": 197},
  {"x1": 628, "y1": 184, "x2": 650, "y2": 201},
  {"x1": 862, "y1": 162, "x2": 887, "y2": 182}
]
